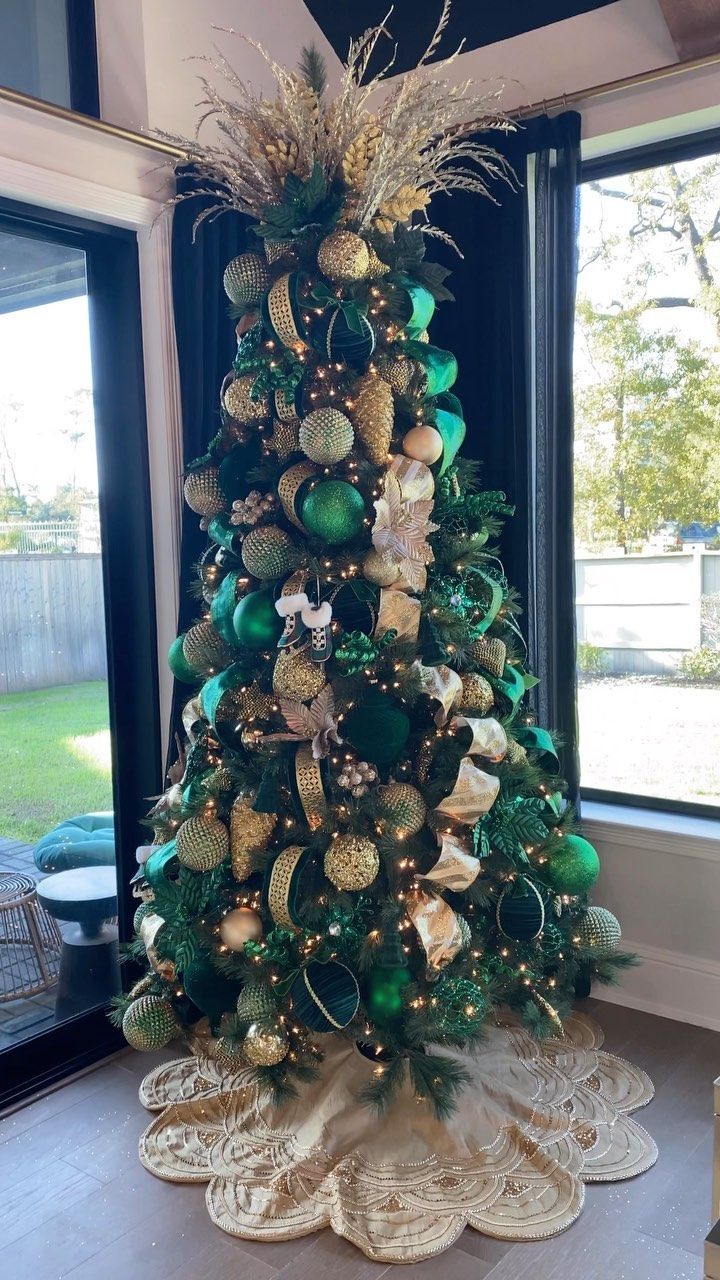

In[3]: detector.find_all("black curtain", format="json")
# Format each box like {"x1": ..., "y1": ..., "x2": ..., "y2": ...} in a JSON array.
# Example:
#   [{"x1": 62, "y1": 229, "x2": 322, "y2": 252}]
[
  {"x1": 432, "y1": 112, "x2": 581, "y2": 800},
  {"x1": 168, "y1": 171, "x2": 250, "y2": 759}
]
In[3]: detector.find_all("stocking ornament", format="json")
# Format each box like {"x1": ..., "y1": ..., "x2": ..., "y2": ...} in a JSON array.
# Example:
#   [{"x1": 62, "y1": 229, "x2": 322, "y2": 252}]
[
  {"x1": 275, "y1": 593, "x2": 309, "y2": 649},
  {"x1": 302, "y1": 599, "x2": 333, "y2": 663}
]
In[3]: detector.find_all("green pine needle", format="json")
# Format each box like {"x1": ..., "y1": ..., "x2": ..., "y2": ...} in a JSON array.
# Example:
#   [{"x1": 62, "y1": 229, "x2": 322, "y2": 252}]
[{"x1": 298, "y1": 45, "x2": 328, "y2": 96}]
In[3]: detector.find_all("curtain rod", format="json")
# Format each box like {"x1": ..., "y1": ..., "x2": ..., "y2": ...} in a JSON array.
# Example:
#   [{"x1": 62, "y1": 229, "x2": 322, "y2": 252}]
[{"x1": 2, "y1": 45, "x2": 720, "y2": 153}]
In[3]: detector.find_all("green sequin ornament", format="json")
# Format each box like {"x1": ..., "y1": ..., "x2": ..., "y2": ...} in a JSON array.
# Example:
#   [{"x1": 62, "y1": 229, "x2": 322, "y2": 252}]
[{"x1": 301, "y1": 480, "x2": 365, "y2": 545}]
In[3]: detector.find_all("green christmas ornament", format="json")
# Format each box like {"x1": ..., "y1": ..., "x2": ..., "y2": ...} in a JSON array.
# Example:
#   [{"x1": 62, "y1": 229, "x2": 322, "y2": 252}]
[
  {"x1": 122, "y1": 995, "x2": 176, "y2": 1051},
  {"x1": 301, "y1": 480, "x2": 365, "y2": 545},
  {"x1": 167, "y1": 634, "x2": 199, "y2": 684},
  {"x1": 543, "y1": 834, "x2": 600, "y2": 896},
  {"x1": 344, "y1": 689, "x2": 410, "y2": 767},
  {"x1": 290, "y1": 959, "x2": 360, "y2": 1032},
  {"x1": 233, "y1": 590, "x2": 283, "y2": 650},
  {"x1": 431, "y1": 977, "x2": 487, "y2": 1036},
  {"x1": 496, "y1": 877, "x2": 545, "y2": 941},
  {"x1": 365, "y1": 932, "x2": 410, "y2": 1025},
  {"x1": 183, "y1": 958, "x2": 244, "y2": 1032}
]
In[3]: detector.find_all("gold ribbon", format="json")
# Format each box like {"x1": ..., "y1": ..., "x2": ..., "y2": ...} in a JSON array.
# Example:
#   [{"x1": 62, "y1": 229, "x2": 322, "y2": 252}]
[
  {"x1": 274, "y1": 388, "x2": 298, "y2": 421},
  {"x1": 434, "y1": 756, "x2": 499, "y2": 824},
  {"x1": 266, "y1": 273, "x2": 306, "y2": 349},
  {"x1": 389, "y1": 454, "x2": 435, "y2": 502},
  {"x1": 423, "y1": 833, "x2": 482, "y2": 892},
  {"x1": 449, "y1": 716, "x2": 507, "y2": 762},
  {"x1": 375, "y1": 589, "x2": 421, "y2": 643},
  {"x1": 407, "y1": 888, "x2": 463, "y2": 971},
  {"x1": 267, "y1": 845, "x2": 308, "y2": 930},
  {"x1": 415, "y1": 661, "x2": 463, "y2": 726},
  {"x1": 139, "y1": 911, "x2": 176, "y2": 980},
  {"x1": 279, "y1": 461, "x2": 317, "y2": 530},
  {"x1": 295, "y1": 742, "x2": 327, "y2": 830}
]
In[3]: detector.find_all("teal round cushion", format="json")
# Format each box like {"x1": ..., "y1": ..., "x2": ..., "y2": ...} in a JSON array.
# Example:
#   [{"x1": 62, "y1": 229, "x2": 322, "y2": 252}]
[{"x1": 34, "y1": 812, "x2": 115, "y2": 873}]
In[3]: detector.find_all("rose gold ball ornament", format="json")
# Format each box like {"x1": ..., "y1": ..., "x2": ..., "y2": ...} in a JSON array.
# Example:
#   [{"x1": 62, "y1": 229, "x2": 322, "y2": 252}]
[
  {"x1": 219, "y1": 907, "x2": 264, "y2": 950},
  {"x1": 402, "y1": 424, "x2": 443, "y2": 465}
]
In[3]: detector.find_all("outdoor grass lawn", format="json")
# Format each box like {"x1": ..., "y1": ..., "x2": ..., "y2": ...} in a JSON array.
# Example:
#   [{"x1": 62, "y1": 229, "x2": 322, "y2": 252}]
[{"x1": 0, "y1": 681, "x2": 113, "y2": 844}]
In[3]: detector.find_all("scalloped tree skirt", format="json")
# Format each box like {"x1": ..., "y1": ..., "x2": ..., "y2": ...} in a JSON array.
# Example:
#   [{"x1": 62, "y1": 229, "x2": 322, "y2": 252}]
[{"x1": 138, "y1": 1011, "x2": 657, "y2": 1265}]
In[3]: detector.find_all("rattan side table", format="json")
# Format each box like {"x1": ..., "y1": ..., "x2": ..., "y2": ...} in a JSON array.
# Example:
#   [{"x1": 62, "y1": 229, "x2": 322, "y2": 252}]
[{"x1": 0, "y1": 872, "x2": 62, "y2": 1001}]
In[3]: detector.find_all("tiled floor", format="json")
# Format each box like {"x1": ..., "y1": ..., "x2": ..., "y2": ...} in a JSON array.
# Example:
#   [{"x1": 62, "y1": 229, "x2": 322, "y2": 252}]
[
  {"x1": 0, "y1": 838, "x2": 58, "y2": 1048},
  {"x1": 0, "y1": 999, "x2": 716, "y2": 1279}
]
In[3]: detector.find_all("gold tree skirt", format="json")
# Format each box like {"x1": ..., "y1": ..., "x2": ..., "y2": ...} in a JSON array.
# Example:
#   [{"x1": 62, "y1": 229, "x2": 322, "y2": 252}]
[{"x1": 138, "y1": 1011, "x2": 657, "y2": 1264}]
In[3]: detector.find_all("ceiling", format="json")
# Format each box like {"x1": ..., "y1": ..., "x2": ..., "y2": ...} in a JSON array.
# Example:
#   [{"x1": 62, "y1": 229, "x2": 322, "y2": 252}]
[{"x1": 302, "y1": 1, "x2": 619, "y2": 74}]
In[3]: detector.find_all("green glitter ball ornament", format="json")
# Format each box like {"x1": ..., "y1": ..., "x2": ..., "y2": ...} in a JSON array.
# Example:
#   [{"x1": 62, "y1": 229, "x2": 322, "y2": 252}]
[
  {"x1": 233, "y1": 589, "x2": 283, "y2": 650},
  {"x1": 543, "y1": 834, "x2": 600, "y2": 896},
  {"x1": 301, "y1": 480, "x2": 365, "y2": 545},
  {"x1": 167, "y1": 634, "x2": 199, "y2": 684}
]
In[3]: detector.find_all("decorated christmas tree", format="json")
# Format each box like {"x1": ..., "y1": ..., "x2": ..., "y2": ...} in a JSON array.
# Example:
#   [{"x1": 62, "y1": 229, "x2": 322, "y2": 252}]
[{"x1": 116, "y1": 13, "x2": 632, "y2": 1123}]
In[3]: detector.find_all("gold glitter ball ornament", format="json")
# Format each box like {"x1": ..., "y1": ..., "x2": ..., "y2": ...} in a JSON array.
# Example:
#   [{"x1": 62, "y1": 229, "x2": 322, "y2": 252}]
[
  {"x1": 318, "y1": 230, "x2": 370, "y2": 282},
  {"x1": 219, "y1": 907, "x2": 263, "y2": 950},
  {"x1": 243, "y1": 1021, "x2": 289, "y2": 1066},
  {"x1": 183, "y1": 468, "x2": 225, "y2": 518},
  {"x1": 362, "y1": 547, "x2": 401, "y2": 587},
  {"x1": 324, "y1": 834, "x2": 380, "y2": 891},
  {"x1": 459, "y1": 673, "x2": 495, "y2": 715},
  {"x1": 182, "y1": 621, "x2": 234, "y2": 675},
  {"x1": 230, "y1": 799, "x2": 276, "y2": 881},
  {"x1": 377, "y1": 782, "x2": 427, "y2": 837},
  {"x1": 122, "y1": 995, "x2": 177, "y2": 1051},
  {"x1": 577, "y1": 906, "x2": 621, "y2": 958},
  {"x1": 176, "y1": 813, "x2": 229, "y2": 871},
  {"x1": 241, "y1": 524, "x2": 296, "y2": 580},
  {"x1": 223, "y1": 375, "x2": 270, "y2": 424},
  {"x1": 273, "y1": 646, "x2": 327, "y2": 700},
  {"x1": 352, "y1": 372, "x2": 394, "y2": 465},
  {"x1": 223, "y1": 252, "x2": 270, "y2": 306},
  {"x1": 299, "y1": 407, "x2": 354, "y2": 464}
]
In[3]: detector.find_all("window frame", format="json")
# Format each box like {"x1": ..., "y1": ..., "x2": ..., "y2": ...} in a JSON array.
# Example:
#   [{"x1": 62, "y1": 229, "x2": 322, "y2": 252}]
[
  {"x1": 0, "y1": 197, "x2": 161, "y2": 1109},
  {"x1": 577, "y1": 126, "x2": 720, "y2": 822}
]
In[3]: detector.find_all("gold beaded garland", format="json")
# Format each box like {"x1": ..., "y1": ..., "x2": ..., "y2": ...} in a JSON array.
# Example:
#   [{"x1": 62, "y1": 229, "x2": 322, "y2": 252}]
[
  {"x1": 183, "y1": 468, "x2": 225, "y2": 518},
  {"x1": 377, "y1": 783, "x2": 427, "y2": 837},
  {"x1": 459, "y1": 673, "x2": 495, "y2": 714},
  {"x1": 241, "y1": 524, "x2": 296, "y2": 580},
  {"x1": 324, "y1": 834, "x2": 380, "y2": 891},
  {"x1": 176, "y1": 813, "x2": 229, "y2": 871},
  {"x1": 230, "y1": 799, "x2": 276, "y2": 881},
  {"x1": 299, "y1": 407, "x2": 354, "y2": 464},
  {"x1": 273, "y1": 646, "x2": 327, "y2": 700},
  {"x1": 318, "y1": 230, "x2": 370, "y2": 282},
  {"x1": 223, "y1": 375, "x2": 270, "y2": 424},
  {"x1": 243, "y1": 1021, "x2": 289, "y2": 1065},
  {"x1": 223, "y1": 252, "x2": 270, "y2": 306}
]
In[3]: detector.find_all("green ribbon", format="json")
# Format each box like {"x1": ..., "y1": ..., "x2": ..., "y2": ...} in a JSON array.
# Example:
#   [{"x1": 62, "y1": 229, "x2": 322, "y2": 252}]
[
  {"x1": 493, "y1": 663, "x2": 526, "y2": 709},
  {"x1": 144, "y1": 840, "x2": 178, "y2": 890},
  {"x1": 435, "y1": 394, "x2": 466, "y2": 477},
  {"x1": 310, "y1": 284, "x2": 369, "y2": 335},
  {"x1": 401, "y1": 338, "x2": 458, "y2": 398},
  {"x1": 395, "y1": 275, "x2": 435, "y2": 336},
  {"x1": 201, "y1": 661, "x2": 253, "y2": 736},
  {"x1": 207, "y1": 515, "x2": 239, "y2": 552},
  {"x1": 469, "y1": 568, "x2": 504, "y2": 635},
  {"x1": 210, "y1": 572, "x2": 240, "y2": 645},
  {"x1": 515, "y1": 726, "x2": 560, "y2": 772}
]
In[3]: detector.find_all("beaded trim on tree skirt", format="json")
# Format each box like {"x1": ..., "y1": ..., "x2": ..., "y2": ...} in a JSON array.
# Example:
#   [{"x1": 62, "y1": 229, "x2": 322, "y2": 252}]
[{"x1": 138, "y1": 1010, "x2": 656, "y2": 1265}]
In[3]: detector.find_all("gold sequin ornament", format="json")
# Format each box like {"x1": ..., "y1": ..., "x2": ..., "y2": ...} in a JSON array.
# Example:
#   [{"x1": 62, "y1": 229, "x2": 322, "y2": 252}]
[
  {"x1": 223, "y1": 252, "x2": 270, "y2": 307},
  {"x1": 230, "y1": 798, "x2": 276, "y2": 881},
  {"x1": 352, "y1": 372, "x2": 394, "y2": 465},
  {"x1": 183, "y1": 468, "x2": 225, "y2": 518},
  {"x1": 267, "y1": 417, "x2": 300, "y2": 464},
  {"x1": 377, "y1": 783, "x2": 427, "y2": 837},
  {"x1": 469, "y1": 636, "x2": 507, "y2": 679},
  {"x1": 299, "y1": 407, "x2": 354, "y2": 464},
  {"x1": 223, "y1": 375, "x2": 270, "y2": 424},
  {"x1": 577, "y1": 907, "x2": 621, "y2": 958},
  {"x1": 241, "y1": 524, "x2": 296, "y2": 580},
  {"x1": 182, "y1": 621, "x2": 234, "y2": 675},
  {"x1": 324, "y1": 834, "x2": 380, "y2": 891},
  {"x1": 122, "y1": 995, "x2": 177, "y2": 1051},
  {"x1": 459, "y1": 673, "x2": 495, "y2": 715},
  {"x1": 318, "y1": 230, "x2": 370, "y2": 282},
  {"x1": 273, "y1": 646, "x2": 327, "y2": 700},
  {"x1": 243, "y1": 1021, "x2": 289, "y2": 1066},
  {"x1": 362, "y1": 548, "x2": 401, "y2": 587},
  {"x1": 175, "y1": 813, "x2": 229, "y2": 871}
]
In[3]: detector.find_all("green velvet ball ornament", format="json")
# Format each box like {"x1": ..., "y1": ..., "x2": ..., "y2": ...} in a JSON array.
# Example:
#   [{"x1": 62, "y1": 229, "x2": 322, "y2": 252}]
[
  {"x1": 344, "y1": 689, "x2": 410, "y2": 767},
  {"x1": 183, "y1": 958, "x2": 244, "y2": 1033},
  {"x1": 290, "y1": 959, "x2": 360, "y2": 1032},
  {"x1": 167, "y1": 634, "x2": 199, "y2": 683},
  {"x1": 496, "y1": 877, "x2": 545, "y2": 941},
  {"x1": 233, "y1": 590, "x2": 283, "y2": 650},
  {"x1": 543, "y1": 834, "x2": 600, "y2": 896},
  {"x1": 301, "y1": 480, "x2": 365, "y2": 545}
]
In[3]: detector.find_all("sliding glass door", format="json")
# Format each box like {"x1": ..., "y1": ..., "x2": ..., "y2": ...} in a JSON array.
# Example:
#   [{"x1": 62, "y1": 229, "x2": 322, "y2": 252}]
[{"x1": 0, "y1": 200, "x2": 160, "y2": 1107}]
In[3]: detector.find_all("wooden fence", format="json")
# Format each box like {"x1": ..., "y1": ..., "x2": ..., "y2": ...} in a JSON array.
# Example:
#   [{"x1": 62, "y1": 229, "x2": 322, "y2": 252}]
[{"x1": 0, "y1": 554, "x2": 107, "y2": 694}]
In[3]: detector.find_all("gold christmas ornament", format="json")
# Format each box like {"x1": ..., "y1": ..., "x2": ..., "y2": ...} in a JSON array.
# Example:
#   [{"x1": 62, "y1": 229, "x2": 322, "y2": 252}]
[
  {"x1": 176, "y1": 813, "x2": 229, "y2": 871},
  {"x1": 122, "y1": 995, "x2": 177, "y2": 1051},
  {"x1": 223, "y1": 252, "x2": 270, "y2": 306},
  {"x1": 577, "y1": 907, "x2": 621, "y2": 958},
  {"x1": 223, "y1": 375, "x2": 270, "y2": 424},
  {"x1": 352, "y1": 373, "x2": 394, "y2": 465},
  {"x1": 470, "y1": 636, "x2": 507, "y2": 679},
  {"x1": 318, "y1": 230, "x2": 370, "y2": 282},
  {"x1": 380, "y1": 356, "x2": 422, "y2": 398},
  {"x1": 362, "y1": 548, "x2": 401, "y2": 587},
  {"x1": 182, "y1": 621, "x2": 234, "y2": 675},
  {"x1": 402, "y1": 424, "x2": 443, "y2": 465},
  {"x1": 220, "y1": 907, "x2": 263, "y2": 950},
  {"x1": 241, "y1": 524, "x2": 296, "y2": 580},
  {"x1": 264, "y1": 240, "x2": 298, "y2": 267},
  {"x1": 459, "y1": 673, "x2": 495, "y2": 715},
  {"x1": 236, "y1": 984, "x2": 277, "y2": 1022},
  {"x1": 230, "y1": 799, "x2": 276, "y2": 881},
  {"x1": 267, "y1": 417, "x2": 300, "y2": 464},
  {"x1": 273, "y1": 646, "x2": 327, "y2": 700},
  {"x1": 128, "y1": 975, "x2": 153, "y2": 1000},
  {"x1": 213, "y1": 1036, "x2": 247, "y2": 1074},
  {"x1": 377, "y1": 783, "x2": 427, "y2": 837},
  {"x1": 183, "y1": 468, "x2": 225, "y2": 518},
  {"x1": 299, "y1": 407, "x2": 354, "y2": 465},
  {"x1": 220, "y1": 680, "x2": 275, "y2": 725},
  {"x1": 243, "y1": 1021, "x2": 289, "y2": 1066},
  {"x1": 505, "y1": 738, "x2": 529, "y2": 766},
  {"x1": 324, "y1": 834, "x2": 380, "y2": 891},
  {"x1": 366, "y1": 244, "x2": 389, "y2": 280}
]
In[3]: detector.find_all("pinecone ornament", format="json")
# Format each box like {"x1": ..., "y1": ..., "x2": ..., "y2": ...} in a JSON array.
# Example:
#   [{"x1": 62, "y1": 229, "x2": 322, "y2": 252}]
[
  {"x1": 299, "y1": 407, "x2": 354, "y2": 464},
  {"x1": 377, "y1": 782, "x2": 427, "y2": 836},
  {"x1": 469, "y1": 636, "x2": 507, "y2": 679},
  {"x1": 351, "y1": 372, "x2": 393, "y2": 465},
  {"x1": 122, "y1": 995, "x2": 177, "y2": 1051},
  {"x1": 182, "y1": 621, "x2": 234, "y2": 675},
  {"x1": 318, "y1": 231, "x2": 370, "y2": 282},
  {"x1": 223, "y1": 252, "x2": 270, "y2": 307},
  {"x1": 230, "y1": 798, "x2": 277, "y2": 881},
  {"x1": 183, "y1": 468, "x2": 225, "y2": 518},
  {"x1": 380, "y1": 356, "x2": 423, "y2": 398},
  {"x1": 175, "y1": 813, "x2": 229, "y2": 871},
  {"x1": 236, "y1": 984, "x2": 277, "y2": 1022},
  {"x1": 224, "y1": 375, "x2": 270, "y2": 424},
  {"x1": 241, "y1": 524, "x2": 296, "y2": 580}
]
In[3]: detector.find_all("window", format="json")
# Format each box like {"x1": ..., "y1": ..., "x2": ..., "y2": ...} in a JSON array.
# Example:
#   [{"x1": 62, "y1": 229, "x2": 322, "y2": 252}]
[
  {"x1": 0, "y1": 0, "x2": 99, "y2": 117},
  {"x1": 574, "y1": 136, "x2": 720, "y2": 815}
]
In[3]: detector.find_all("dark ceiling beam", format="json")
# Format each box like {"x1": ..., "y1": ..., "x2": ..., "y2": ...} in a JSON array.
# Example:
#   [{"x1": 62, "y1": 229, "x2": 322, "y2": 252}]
[{"x1": 657, "y1": 0, "x2": 720, "y2": 60}]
